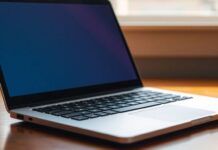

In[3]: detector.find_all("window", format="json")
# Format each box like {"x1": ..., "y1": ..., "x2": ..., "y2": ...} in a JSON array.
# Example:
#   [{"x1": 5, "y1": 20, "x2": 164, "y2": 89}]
[{"x1": 110, "y1": 0, "x2": 218, "y2": 26}]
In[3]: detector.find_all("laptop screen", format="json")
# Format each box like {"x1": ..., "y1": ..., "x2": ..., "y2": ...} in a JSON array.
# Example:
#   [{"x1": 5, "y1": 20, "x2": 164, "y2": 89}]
[{"x1": 0, "y1": 2, "x2": 139, "y2": 97}]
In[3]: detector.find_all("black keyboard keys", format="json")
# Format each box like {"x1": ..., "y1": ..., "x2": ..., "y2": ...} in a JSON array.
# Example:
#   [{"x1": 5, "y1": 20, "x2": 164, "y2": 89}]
[
  {"x1": 33, "y1": 90, "x2": 192, "y2": 121},
  {"x1": 71, "y1": 116, "x2": 89, "y2": 121}
]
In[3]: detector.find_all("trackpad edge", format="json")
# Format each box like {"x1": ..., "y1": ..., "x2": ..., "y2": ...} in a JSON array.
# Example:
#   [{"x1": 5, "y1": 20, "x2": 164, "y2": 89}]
[{"x1": 130, "y1": 105, "x2": 215, "y2": 123}]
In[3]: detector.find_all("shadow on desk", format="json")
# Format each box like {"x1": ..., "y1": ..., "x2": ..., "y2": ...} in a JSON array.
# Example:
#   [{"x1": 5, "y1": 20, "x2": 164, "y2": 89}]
[{"x1": 4, "y1": 120, "x2": 218, "y2": 150}]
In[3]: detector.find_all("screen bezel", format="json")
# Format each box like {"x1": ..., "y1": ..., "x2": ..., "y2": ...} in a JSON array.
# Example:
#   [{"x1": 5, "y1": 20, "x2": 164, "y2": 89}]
[{"x1": 0, "y1": 0, "x2": 143, "y2": 110}]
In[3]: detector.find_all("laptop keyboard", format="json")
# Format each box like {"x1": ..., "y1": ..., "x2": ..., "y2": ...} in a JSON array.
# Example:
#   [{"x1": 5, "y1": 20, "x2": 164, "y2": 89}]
[{"x1": 33, "y1": 90, "x2": 192, "y2": 121}]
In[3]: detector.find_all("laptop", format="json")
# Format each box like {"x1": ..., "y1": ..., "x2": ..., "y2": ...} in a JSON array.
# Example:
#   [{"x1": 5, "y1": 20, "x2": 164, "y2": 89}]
[{"x1": 1, "y1": 0, "x2": 218, "y2": 144}]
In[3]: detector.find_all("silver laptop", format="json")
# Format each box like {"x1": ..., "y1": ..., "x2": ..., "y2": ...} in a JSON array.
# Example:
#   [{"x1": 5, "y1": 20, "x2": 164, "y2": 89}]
[{"x1": 1, "y1": 0, "x2": 218, "y2": 144}]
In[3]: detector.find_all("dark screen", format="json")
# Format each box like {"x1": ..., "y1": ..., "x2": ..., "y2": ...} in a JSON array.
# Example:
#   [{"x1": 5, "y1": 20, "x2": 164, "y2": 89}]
[{"x1": 0, "y1": 2, "x2": 138, "y2": 97}]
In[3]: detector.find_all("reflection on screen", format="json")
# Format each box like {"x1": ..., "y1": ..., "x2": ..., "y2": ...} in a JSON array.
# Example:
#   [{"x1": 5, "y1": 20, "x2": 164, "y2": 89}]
[{"x1": 0, "y1": 2, "x2": 138, "y2": 97}]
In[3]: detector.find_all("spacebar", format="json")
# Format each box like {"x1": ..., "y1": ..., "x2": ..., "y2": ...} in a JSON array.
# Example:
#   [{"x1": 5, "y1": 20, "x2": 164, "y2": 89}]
[{"x1": 114, "y1": 102, "x2": 160, "y2": 113}]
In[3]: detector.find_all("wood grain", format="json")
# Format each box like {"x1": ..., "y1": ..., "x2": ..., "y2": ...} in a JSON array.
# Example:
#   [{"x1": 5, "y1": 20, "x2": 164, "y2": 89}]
[{"x1": 1, "y1": 79, "x2": 218, "y2": 150}]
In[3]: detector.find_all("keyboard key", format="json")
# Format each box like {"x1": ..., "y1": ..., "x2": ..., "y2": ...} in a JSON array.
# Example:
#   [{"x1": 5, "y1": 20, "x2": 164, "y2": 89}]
[
  {"x1": 45, "y1": 110, "x2": 62, "y2": 114},
  {"x1": 84, "y1": 114, "x2": 99, "y2": 118},
  {"x1": 97, "y1": 107, "x2": 108, "y2": 111},
  {"x1": 135, "y1": 100, "x2": 147, "y2": 104},
  {"x1": 108, "y1": 105, "x2": 120, "y2": 109},
  {"x1": 52, "y1": 111, "x2": 72, "y2": 116},
  {"x1": 179, "y1": 96, "x2": 193, "y2": 100},
  {"x1": 89, "y1": 109, "x2": 102, "y2": 113},
  {"x1": 95, "y1": 112, "x2": 108, "y2": 116},
  {"x1": 61, "y1": 112, "x2": 82, "y2": 118},
  {"x1": 117, "y1": 104, "x2": 130, "y2": 107},
  {"x1": 155, "y1": 100, "x2": 173, "y2": 104},
  {"x1": 71, "y1": 116, "x2": 89, "y2": 121},
  {"x1": 86, "y1": 106, "x2": 96, "y2": 110},
  {"x1": 128, "y1": 102, "x2": 139, "y2": 105},
  {"x1": 103, "y1": 110, "x2": 117, "y2": 115}
]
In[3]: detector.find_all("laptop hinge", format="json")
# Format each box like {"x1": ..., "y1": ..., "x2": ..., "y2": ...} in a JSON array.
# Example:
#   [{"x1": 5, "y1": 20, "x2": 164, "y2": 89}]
[{"x1": 14, "y1": 86, "x2": 142, "y2": 109}]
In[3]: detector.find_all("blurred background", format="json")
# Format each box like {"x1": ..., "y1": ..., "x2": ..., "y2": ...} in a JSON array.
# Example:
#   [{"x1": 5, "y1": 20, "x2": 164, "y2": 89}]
[
  {"x1": 111, "y1": 0, "x2": 218, "y2": 16},
  {"x1": 108, "y1": 0, "x2": 218, "y2": 78}
]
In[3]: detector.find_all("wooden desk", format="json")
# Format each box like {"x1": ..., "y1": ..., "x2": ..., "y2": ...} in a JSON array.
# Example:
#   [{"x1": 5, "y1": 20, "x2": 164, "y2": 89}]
[{"x1": 1, "y1": 80, "x2": 218, "y2": 150}]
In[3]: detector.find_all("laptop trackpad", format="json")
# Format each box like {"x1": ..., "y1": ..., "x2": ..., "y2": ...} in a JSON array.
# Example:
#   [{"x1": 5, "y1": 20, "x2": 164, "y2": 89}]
[{"x1": 131, "y1": 105, "x2": 214, "y2": 123}]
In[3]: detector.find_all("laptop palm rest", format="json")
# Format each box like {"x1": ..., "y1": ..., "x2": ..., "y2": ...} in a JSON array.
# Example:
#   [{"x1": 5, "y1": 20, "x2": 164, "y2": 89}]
[{"x1": 130, "y1": 105, "x2": 215, "y2": 123}]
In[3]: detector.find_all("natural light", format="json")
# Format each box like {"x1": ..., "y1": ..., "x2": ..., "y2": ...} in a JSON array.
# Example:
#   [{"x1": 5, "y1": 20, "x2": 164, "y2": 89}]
[
  {"x1": 110, "y1": 0, "x2": 218, "y2": 26},
  {"x1": 110, "y1": 0, "x2": 218, "y2": 16}
]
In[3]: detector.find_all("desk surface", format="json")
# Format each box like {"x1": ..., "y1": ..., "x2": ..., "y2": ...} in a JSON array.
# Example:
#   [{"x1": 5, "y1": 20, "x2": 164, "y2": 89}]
[{"x1": 1, "y1": 79, "x2": 218, "y2": 150}]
